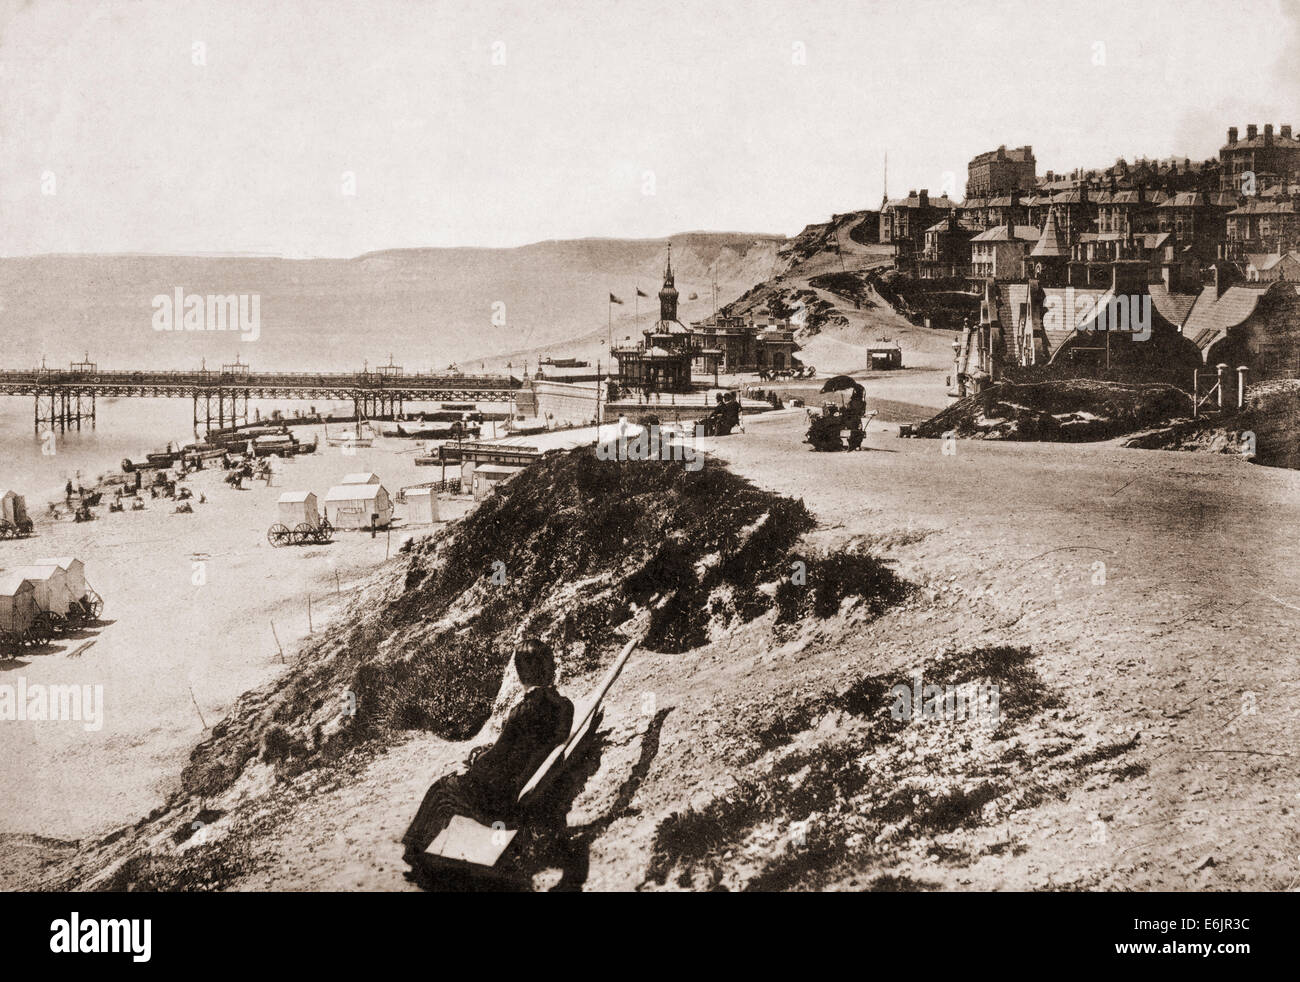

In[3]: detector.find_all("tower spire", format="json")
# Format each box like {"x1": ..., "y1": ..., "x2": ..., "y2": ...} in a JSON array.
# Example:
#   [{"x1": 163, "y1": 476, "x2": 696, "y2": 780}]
[{"x1": 658, "y1": 243, "x2": 679, "y2": 322}]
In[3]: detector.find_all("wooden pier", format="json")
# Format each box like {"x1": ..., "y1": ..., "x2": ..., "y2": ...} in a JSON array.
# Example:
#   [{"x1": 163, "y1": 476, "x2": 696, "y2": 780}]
[{"x1": 0, "y1": 357, "x2": 521, "y2": 434}]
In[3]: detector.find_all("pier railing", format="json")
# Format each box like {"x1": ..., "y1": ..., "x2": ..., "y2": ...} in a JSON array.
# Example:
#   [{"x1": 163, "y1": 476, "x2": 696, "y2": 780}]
[{"x1": 0, "y1": 364, "x2": 522, "y2": 433}]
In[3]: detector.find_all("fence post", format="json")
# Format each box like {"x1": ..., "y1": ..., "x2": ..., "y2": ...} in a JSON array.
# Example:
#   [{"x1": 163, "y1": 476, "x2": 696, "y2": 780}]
[
  {"x1": 1237, "y1": 365, "x2": 1248, "y2": 409},
  {"x1": 1216, "y1": 363, "x2": 1227, "y2": 410},
  {"x1": 1193, "y1": 369, "x2": 1200, "y2": 418}
]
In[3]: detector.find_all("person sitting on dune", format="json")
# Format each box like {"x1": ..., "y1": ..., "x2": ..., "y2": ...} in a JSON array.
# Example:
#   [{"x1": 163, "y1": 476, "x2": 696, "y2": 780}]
[{"x1": 401, "y1": 638, "x2": 574, "y2": 864}]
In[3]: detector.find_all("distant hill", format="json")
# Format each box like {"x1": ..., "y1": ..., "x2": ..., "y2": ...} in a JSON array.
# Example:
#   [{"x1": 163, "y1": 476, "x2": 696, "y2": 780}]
[{"x1": 0, "y1": 233, "x2": 784, "y2": 373}]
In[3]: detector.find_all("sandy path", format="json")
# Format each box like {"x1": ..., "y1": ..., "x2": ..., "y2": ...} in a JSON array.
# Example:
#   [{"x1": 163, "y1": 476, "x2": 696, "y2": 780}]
[
  {"x1": 698, "y1": 413, "x2": 1300, "y2": 889},
  {"x1": 0, "y1": 428, "x2": 468, "y2": 840}
]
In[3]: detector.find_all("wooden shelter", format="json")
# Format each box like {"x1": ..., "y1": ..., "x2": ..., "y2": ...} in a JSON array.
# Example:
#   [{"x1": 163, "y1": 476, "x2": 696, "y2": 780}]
[
  {"x1": 323, "y1": 483, "x2": 393, "y2": 529},
  {"x1": 277, "y1": 491, "x2": 320, "y2": 528},
  {"x1": 0, "y1": 490, "x2": 29, "y2": 527},
  {"x1": 405, "y1": 487, "x2": 439, "y2": 524},
  {"x1": 7, "y1": 564, "x2": 78, "y2": 617},
  {"x1": 0, "y1": 573, "x2": 39, "y2": 639},
  {"x1": 471, "y1": 464, "x2": 524, "y2": 500},
  {"x1": 35, "y1": 557, "x2": 88, "y2": 600}
]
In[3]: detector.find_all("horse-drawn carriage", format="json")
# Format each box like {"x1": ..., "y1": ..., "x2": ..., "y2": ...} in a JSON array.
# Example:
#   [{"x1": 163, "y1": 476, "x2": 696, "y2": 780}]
[
  {"x1": 0, "y1": 490, "x2": 35, "y2": 539},
  {"x1": 268, "y1": 491, "x2": 334, "y2": 547}
]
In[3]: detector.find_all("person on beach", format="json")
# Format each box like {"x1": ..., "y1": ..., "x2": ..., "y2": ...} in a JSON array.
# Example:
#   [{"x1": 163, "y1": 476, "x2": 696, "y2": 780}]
[
  {"x1": 401, "y1": 638, "x2": 574, "y2": 864},
  {"x1": 844, "y1": 383, "x2": 866, "y2": 451}
]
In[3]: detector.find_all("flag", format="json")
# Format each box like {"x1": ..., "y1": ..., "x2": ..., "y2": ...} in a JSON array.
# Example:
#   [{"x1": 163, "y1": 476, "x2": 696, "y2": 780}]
[
  {"x1": 609, "y1": 293, "x2": 624, "y2": 304},
  {"x1": 636, "y1": 287, "x2": 649, "y2": 298}
]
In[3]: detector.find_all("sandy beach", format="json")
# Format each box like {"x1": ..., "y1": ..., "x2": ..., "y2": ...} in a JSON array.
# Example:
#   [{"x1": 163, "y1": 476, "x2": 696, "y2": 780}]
[{"x1": 0, "y1": 426, "x2": 473, "y2": 840}]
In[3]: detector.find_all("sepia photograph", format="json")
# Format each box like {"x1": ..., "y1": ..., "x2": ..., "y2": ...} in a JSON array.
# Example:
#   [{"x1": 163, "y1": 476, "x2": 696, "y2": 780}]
[{"x1": 0, "y1": 0, "x2": 1294, "y2": 963}]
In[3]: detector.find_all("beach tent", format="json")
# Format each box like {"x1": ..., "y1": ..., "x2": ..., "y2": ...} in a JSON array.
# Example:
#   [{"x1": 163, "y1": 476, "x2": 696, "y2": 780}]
[
  {"x1": 471, "y1": 465, "x2": 524, "y2": 501},
  {"x1": 340, "y1": 472, "x2": 381, "y2": 485},
  {"x1": 0, "y1": 490, "x2": 29, "y2": 527},
  {"x1": 405, "y1": 487, "x2": 439, "y2": 525},
  {"x1": 323, "y1": 483, "x2": 393, "y2": 529},
  {"x1": 277, "y1": 491, "x2": 320, "y2": 528},
  {"x1": 7, "y1": 564, "x2": 78, "y2": 617},
  {"x1": 0, "y1": 573, "x2": 38, "y2": 639},
  {"x1": 35, "y1": 557, "x2": 88, "y2": 600}
]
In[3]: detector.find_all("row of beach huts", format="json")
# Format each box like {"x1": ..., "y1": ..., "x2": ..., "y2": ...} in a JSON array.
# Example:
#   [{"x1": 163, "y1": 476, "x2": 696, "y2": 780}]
[
  {"x1": 0, "y1": 556, "x2": 103, "y2": 652},
  {"x1": 268, "y1": 472, "x2": 441, "y2": 546}
]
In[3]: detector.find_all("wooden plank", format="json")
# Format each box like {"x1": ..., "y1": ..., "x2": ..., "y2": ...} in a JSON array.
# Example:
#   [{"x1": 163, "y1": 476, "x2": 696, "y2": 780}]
[{"x1": 516, "y1": 634, "x2": 640, "y2": 803}]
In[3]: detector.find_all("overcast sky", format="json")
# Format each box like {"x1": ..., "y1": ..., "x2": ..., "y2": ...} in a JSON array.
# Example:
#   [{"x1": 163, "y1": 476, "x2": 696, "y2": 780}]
[{"x1": 2, "y1": 0, "x2": 1298, "y2": 257}]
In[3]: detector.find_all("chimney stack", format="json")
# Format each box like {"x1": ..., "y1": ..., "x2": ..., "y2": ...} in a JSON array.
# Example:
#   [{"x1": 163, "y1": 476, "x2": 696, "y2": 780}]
[
  {"x1": 1283, "y1": 125, "x2": 1293, "y2": 141},
  {"x1": 1228, "y1": 126, "x2": 1238, "y2": 145},
  {"x1": 918, "y1": 189, "x2": 929, "y2": 208},
  {"x1": 1247, "y1": 123, "x2": 1258, "y2": 141},
  {"x1": 1265, "y1": 123, "x2": 1274, "y2": 145}
]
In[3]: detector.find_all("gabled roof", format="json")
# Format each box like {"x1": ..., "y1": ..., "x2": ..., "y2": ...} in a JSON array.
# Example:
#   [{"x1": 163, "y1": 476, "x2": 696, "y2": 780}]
[
  {"x1": 324, "y1": 484, "x2": 387, "y2": 501},
  {"x1": 35, "y1": 557, "x2": 82, "y2": 571},
  {"x1": 971, "y1": 224, "x2": 1039, "y2": 242},
  {"x1": 1107, "y1": 190, "x2": 1147, "y2": 205},
  {"x1": 1181, "y1": 285, "x2": 1267, "y2": 350},
  {"x1": 1148, "y1": 285, "x2": 1198, "y2": 328},
  {"x1": 277, "y1": 490, "x2": 315, "y2": 503},
  {"x1": 1246, "y1": 251, "x2": 1300, "y2": 271},
  {"x1": 0, "y1": 572, "x2": 37, "y2": 597},
  {"x1": 1050, "y1": 189, "x2": 1089, "y2": 204},
  {"x1": 6, "y1": 564, "x2": 62, "y2": 582},
  {"x1": 475, "y1": 464, "x2": 526, "y2": 477}
]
